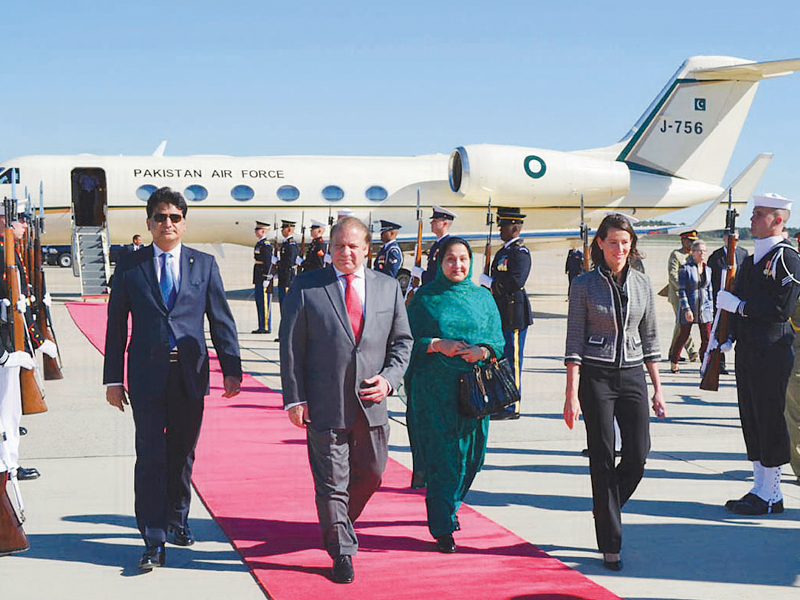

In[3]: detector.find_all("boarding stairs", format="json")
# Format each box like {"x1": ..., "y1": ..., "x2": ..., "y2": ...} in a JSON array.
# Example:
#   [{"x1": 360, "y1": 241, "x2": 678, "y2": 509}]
[{"x1": 72, "y1": 226, "x2": 111, "y2": 298}]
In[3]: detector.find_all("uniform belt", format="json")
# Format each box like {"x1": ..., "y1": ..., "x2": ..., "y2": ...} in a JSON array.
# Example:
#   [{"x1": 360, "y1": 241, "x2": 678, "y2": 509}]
[
  {"x1": 169, "y1": 350, "x2": 179, "y2": 363},
  {"x1": 254, "y1": 261, "x2": 265, "y2": 264}
]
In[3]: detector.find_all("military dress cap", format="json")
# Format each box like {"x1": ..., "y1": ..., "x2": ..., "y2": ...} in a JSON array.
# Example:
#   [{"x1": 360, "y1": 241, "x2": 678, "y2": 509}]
[
  {"x1": 255, "y1": 220, "x2": 270, "y2": 229},
  {"x1": 337, "y1": 208, "x2": 354, "y2": 218},
  {"x1": 496, "y1": 206, "x2": 526, "y2": 225},
  {"x1": 281, "y1": 219, "x2": 296, "y2": 227},
  {"x1": 431, "y1": 205, "x2": 457, "y2": 220},
  {"x1": 310, "y1": 219, "x2": 325, "y2": 228},
  {"x1": 754, "y1": 192, "x2": 793, "y2": 211},
  {"x1": 679, "y1": 229, "x2": 699, "y2": 240},
  {"x1": 379, "y1": 219, "x2": 401, "y2": 232}
]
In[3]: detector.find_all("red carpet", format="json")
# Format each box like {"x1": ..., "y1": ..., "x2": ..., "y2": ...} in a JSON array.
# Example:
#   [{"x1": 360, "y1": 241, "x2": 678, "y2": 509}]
[{"x1": 68, "y1": 302, "x2": 620, "y2": 600}]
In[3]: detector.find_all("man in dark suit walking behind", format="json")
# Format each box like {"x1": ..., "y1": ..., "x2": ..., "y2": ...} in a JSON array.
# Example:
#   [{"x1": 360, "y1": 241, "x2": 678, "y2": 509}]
[
  {"x1": 280, "y1": 216, "x2": 413, "y2": 584},
  {"x1": 104, "y1": 187, "x2": 242, "y2": 571}
]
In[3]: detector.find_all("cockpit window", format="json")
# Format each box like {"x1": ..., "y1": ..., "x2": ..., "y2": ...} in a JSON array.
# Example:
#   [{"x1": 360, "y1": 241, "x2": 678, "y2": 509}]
[{"x1": 0, "y1": 168, "x2": 20, "y2": 184}]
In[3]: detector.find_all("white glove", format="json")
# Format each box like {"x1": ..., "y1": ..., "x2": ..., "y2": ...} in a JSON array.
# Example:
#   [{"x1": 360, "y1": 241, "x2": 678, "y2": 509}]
[
  {"x1": 270, "y1": 255, "x2": 279, "y2": 265},
  {"x1": 15, "y1": 299, "x2": 27, "y2": 313},
  {"x1": 706, "y1": 337, "x2": 719, "y2": 353},
  {"x1": 323, "y1": 254, "x2": 332, "y2": 265},
  {"x1": 410, "y1": 265, "x2": 424, "y2": 280},
  {"x1": 295, "y1": 256, "x2": 303, "y2": 267},
  {"x1": 262, "y1": 280, "x2": 270, "y2": 289},
  {"x1": 39, "y1": 339, "x2": 58, "y2": 358},
  {"x1": 2, "y1": 351, "x2": 37, "y2": 370},
  {"x1": 717, "y1": 290, "x2": 743, "y2": 314},
  {"x1": 43, "y1": 292, "x2": 52, "y2": 307},
  {"x1": 478, "y1": 273, "x2": 493, "y2": 289},
  {"x1": 720, "y1": 338, "x2": 734, "y2": 353}
]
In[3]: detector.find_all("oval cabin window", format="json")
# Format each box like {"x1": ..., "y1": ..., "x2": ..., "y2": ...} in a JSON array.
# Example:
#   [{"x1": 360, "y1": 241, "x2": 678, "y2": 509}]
[{"x1": 322, "y1": 185, "x2": 345, "y2": 202}]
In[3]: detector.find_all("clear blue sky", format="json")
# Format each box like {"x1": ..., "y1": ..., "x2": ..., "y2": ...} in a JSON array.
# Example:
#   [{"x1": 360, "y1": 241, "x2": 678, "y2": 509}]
[{"x1": 4, "y1": 1, "x2": 800, "y2": 223}]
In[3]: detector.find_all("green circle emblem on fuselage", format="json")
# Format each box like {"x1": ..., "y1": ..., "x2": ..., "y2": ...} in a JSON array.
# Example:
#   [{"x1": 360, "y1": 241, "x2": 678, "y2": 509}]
[{"x1": 524, "y1": 155, "x2": 546, "y2": 179}]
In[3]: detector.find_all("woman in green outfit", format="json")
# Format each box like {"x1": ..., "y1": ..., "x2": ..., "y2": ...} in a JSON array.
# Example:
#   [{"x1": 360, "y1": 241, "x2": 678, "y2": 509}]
[{"x1": 405, "y1": 237, "x2": 505, "y2": 553}]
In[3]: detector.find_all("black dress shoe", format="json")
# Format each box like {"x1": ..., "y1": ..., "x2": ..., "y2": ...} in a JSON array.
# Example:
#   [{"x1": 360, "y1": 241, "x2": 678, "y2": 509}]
[
  {"x1": 435, "y1": 534, "x2": 456, "y2": 553},
  {"x1": 331, "y1": 555, "x2": 354, "y2": 584},
  {"x1": 726, "y1": 492, "x2": 784, "y2": 515},
  {"x1": 490, "y1": 411, "x2": 520, "y2": 421},
  {"x1": 16, "y1": 466, "x2": 40, "y2": 481},
  {"x1": 251, "y1": 329, "x2": 268, "y2": 334},
  {"x1": 138, "y1": 545, "x2": 165, "y2": 571},
  {"x1": 166, "y1": 524, "x2": 195, "y2": 546},
  {"x1": 18, "y1": 426, "x2": 27, "y2": 436},
  {"x1": 603, "y1": 555, "x2": 623, "y2": 571}
]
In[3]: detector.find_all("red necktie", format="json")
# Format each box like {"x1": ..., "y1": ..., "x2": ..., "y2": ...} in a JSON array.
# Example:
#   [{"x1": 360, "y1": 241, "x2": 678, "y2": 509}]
[{"x1": 343, "y1": 273, "x2": 363, "y2": 343}]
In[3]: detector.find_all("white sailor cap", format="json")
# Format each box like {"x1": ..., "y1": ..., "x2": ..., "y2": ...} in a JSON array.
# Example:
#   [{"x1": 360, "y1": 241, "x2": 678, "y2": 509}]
[
  {"x1": 431, "y1": 205, "x2": 457, "y2": 220},
  {"x1": 310, "y1": 219, "x2": 325, "y2": 228},
  {"x1": 337, "y1": 208, "x2": 354, "y2": 219},
  {"x1": 605, "y1": 211, "x2": 639, "y2": 225},
  {"x1": 754, "y1": 193, "x2": 793, "y2": 211}
]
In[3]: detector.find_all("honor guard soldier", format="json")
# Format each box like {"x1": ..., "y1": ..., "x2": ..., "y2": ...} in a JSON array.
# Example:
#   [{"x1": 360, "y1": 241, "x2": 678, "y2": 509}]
[
  {"x1": 488, "y1": 207, "x2": 533, "y2": 420},
  {"x1": 0, "y1": 212, "x2": 55, "y2": 481},
  {"x1": 276, "y1": 220, "x2": 299, "y2": 307},
  {"x1": 251, "y1": 221, "x2": 272, "y2": 334},
  {"x1": 421, "y1": 205, "x2": 457, "y2": 285},
  {"x1": 300, "y1": 220, "x2": 326, "y2": 273},
  {"x1": 717, "y1": 193, "x2": 800, "y2": 515},
  {"x1": 374, "y1": 220, "x2": 403, "y2": 278}
]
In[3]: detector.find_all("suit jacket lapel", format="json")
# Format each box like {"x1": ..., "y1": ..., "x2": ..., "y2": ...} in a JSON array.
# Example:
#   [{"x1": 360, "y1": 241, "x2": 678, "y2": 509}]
[
  {"x1": 139, "y1": 246, "x2": 166, "y2": 310},
  {"x1": 362, "y1": 269, "x2": 376, "y2": 340},
  {"x1": 322, "y1": 266, "x2": 356, "y2": 344},
  {"x1": 174, "y1": 246, "x2": 193, "y2": 306}
]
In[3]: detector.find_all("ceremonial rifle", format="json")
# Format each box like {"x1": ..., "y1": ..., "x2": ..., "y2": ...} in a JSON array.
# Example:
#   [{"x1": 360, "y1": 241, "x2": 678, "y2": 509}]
[
  {"x1": 299, "y1": 211, "x2": 306, "y2": 260},
  {"x1": 405, "y1": 188, "x2": 423, "y2": 306},
  {"x1": 366, "y1": 211, "x2": 374, "y2": 269},
  {"x1": 3, "y1": 197, "x2": 46, "y2": 414},
  {"x1": 580, "y1": 194, "x2": 590, "y2": 272},
  {"x1": 483, "y1": 197, "x2": 494, "y2": 276},
  {"x1": 700, "y1": 189, "x2": 737, "y2": 391},
  {"x1": 32, "y1": 188, "x2": 62, "y2": 380},
  {"x1": 265, "y1": 214, "x2": 278, "y2": 333}
]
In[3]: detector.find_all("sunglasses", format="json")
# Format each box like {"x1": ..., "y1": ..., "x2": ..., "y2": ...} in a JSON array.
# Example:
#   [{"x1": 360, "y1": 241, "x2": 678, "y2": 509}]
[{"x1": 152, "y1": 213, "x2": 183, "y2": 223}]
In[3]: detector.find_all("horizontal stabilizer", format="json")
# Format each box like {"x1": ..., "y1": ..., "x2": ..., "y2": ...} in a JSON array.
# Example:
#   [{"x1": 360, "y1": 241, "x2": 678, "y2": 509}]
[
  {"x1": 694, "y1": 58, "x2": 800, "y2": 81},
  {"x1": 670, "y1": 153, "x2": 772, "y2": 233}
]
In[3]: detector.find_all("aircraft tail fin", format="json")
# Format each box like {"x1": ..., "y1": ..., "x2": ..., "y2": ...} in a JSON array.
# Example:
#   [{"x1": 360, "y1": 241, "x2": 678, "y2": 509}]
[
  {"x1": 152, "y1": 140, "x2": 167, "y2": 157},
  {"x1": 616, "y1": 57, "x2": 799, "y2": 187}
]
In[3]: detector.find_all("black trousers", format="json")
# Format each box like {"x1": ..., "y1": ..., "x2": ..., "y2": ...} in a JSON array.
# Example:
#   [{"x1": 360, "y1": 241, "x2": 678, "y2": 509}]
[
  {"x1": 579, "y1": 365, "x2": 650, "y2": 554},
  {"x1": 735, "y1": 342, "x2": 792, "y2": 467},
  {"x1": 306, "y1": 410, "x2": 389, "y2": 558},
  {"x1": 130, "y1": 360, "x2": 204, "y2": 547}
]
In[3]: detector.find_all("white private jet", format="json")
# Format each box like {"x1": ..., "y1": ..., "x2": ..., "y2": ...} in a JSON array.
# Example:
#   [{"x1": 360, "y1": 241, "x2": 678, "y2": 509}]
[{"x1": 0, "y1": 55, "x2": 797, "y2": 253}]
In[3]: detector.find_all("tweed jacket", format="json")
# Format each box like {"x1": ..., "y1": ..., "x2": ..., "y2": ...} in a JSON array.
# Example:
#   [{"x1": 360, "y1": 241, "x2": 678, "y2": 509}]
[
  {"x1": 677, "y1": 256, "x2": 713, "y2": 324},
  {"x1": 565, "y1": 266, "x2": 660, "y2": 368}
]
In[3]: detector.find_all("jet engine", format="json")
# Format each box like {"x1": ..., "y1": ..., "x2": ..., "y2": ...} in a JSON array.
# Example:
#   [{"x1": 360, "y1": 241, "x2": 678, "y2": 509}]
[{"x1": 448, "y1": 144, "x2": 630, "y2": 206}]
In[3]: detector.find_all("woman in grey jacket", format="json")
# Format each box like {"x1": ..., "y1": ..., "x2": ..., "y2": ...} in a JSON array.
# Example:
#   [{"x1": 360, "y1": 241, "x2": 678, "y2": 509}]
[
  {"x1": 669, "y1": 239, "x2": 713, "y2": 372},
  {"x1": 563, "y1": 213, "x2": 666, "y2": 571}
]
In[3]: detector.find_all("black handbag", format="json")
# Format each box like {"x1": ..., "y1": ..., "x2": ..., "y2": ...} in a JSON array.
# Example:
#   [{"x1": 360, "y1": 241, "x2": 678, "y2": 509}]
[{"x1": 457, "y1": 345, "x2": 521, "y2": 419}]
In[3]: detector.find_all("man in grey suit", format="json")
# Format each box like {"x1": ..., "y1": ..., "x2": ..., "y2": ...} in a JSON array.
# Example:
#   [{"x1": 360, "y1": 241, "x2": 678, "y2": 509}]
[
  {"x1": 104, "y1": 187, "x2": 242, "y2": 571},
  {"x1": 280, "y1": 216, "x2": 413, "y2": 584}
]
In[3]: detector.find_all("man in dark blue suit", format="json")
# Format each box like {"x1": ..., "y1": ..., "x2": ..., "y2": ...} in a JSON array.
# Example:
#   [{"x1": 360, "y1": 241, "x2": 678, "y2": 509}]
[{"x1": 103, "y1": 187, "x2": 242, "y2": 571}]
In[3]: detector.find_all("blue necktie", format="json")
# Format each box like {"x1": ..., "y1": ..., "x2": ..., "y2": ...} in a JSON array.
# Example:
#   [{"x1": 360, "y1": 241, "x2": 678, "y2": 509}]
[{"x1": 160, "y1": 253, "x2": 177, "y2": 310}]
